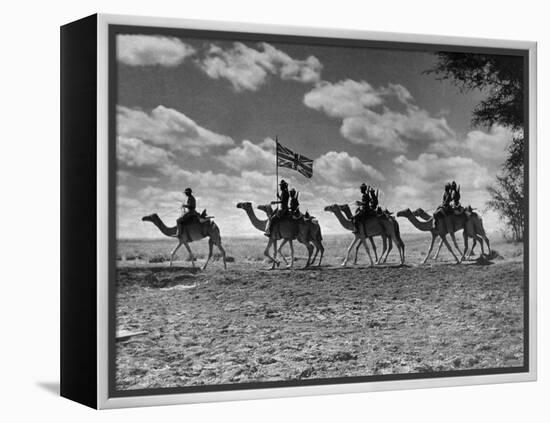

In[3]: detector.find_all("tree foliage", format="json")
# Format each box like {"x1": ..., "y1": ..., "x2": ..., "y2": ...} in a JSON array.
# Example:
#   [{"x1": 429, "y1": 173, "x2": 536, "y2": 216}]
[
  {"x1": 486, "y1": 135, "x2": 525, "y2": 241},
  {"x1": 427, "y1": 53, "x2": 525, "y2": 240}
]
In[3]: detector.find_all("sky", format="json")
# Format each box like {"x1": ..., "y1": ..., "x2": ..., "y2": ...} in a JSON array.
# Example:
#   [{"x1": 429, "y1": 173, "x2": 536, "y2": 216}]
[{"x1": 115, "y1": 32, "x2": 518, "y2": 239}]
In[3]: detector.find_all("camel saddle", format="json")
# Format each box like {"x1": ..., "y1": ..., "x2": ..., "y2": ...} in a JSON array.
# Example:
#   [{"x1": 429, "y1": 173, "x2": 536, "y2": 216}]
[
  {"x1": 291, "y1": 210, "x2": 315, "y2": 222},
  {"x1": 435, "y1": 205, "x2": 475, "y2": 219},
  {"x1": 375, "y1": 207, "x2": 393, "y2": 219},
  {"x1": 198, "y1": 209, "x2": 214, "y2": 223}
]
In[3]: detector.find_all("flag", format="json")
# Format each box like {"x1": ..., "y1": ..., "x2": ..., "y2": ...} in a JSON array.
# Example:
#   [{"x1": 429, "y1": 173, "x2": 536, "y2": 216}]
[{"x1": 276, "y1": 141, "x2": 314, "y2": 178}]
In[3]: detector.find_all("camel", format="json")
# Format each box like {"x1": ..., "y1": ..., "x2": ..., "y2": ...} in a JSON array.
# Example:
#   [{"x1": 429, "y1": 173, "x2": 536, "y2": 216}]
[
  {"x1": 235, "y1": 201, "x2": 297, "y2": 267},
  {"x1": 338, "y1": 204, "x2": 405, "y2": 265},
  {"x1": 236, "y1": 202, "x2": 267, "y2": 232},
  {"x1": 396, "y1": 208, "x2": 490, "y2": 264},
  {"x1": 324, "y1": 204, "x2": 405, "y2": 266},
  {"x1": 142, "y1": 213, "x2": 227, "y2": 269},
  {"x1": 257, "y1": 204, "x2": 324, "y2": 268},
  {"x1": 412, "y1": 207, "x2": 491, "y2": 261}
]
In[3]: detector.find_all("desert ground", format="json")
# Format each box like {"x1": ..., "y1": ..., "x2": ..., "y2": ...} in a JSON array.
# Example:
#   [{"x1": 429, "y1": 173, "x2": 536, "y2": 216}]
[{"x1": 115, "y1": 232, "x2": 525, "y2": 391}]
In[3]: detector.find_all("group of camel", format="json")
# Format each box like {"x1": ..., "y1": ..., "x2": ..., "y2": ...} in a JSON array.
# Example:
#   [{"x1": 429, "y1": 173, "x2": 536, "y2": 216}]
[{"x1": 141, "y1": 202, "x2": 491, "y2": 270}]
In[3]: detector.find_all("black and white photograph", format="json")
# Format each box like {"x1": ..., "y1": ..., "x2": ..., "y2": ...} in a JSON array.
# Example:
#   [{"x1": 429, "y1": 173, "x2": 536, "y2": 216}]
[{"x1": 112, "y1": 24, "x2": 529, "y2": 394}]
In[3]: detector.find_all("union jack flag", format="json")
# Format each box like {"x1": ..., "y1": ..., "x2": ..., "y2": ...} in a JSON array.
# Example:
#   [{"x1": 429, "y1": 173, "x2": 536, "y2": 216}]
[{"x1": 276, "y1": 141, "x2": 314, "y2": 178}]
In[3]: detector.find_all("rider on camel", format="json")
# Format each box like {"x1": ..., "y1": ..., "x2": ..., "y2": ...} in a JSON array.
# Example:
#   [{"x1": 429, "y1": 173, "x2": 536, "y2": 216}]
[
  {"x1": 265, "y1": 179, "x2": 290, "y2": 236},
  {"x1": 369, "y1": 186, "x2": 379, "y2": 212},
  {"x1": 176, "y1": 187, "x2": 198, "y2": 237},
  {"x1": 290, "y1": 188, "x2": 301, "y2": 218},
  {"x1": 433, "y1": 182, "x2": 452, "y2": 231},
  {"x1": 353, "y1": 183, "x2": 370, "y2": 234},
  {"x1": 450, "y1": 180, "x2": 461, "y2": 211}
]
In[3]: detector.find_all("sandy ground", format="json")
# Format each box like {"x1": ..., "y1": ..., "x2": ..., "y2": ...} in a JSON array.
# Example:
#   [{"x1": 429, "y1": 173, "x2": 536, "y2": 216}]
[{"x1": 115, "y1": 233, "x2": 525, "y2": 391}]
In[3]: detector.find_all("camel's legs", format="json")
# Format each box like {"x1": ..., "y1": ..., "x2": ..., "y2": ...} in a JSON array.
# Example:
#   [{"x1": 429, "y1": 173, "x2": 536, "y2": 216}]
[
  {"x1": 300, "y1": 241, "x2": 313, "y2": 268},
  {"x1": 288, "y1": 240, "x2": 294, "y2": 268},
  {"x1": 480, "y1": 233, "x2": 491, "y2": 256},
  {"x1": 277, "y1": 239, "x2": 289, "y2": 265},
  {"x1": 369, "y1": 237, "x2": 378, "y2": 263},
  {"x1": 361, "y1": 238, "x2": 374, "y2": 266},
  {"x1": 309, "y1": 239, "x2": 322, "y2": 266},
  {"x1": 440, "y1": 234, "x2": 460, "y2": 264},
  {"x1": 315, "y1": 240, "x2": 324, "y2": 267},
  {"x1": 376, "y1": 236, "x2": 387, "y2": 264},
  {"x1": 343, "y1": 237, "x2": 361, "y2": 266},
  {"x1": 460, "y1": 233, "x2": 469, "y2": 263},
  {"x1": 264, "y1": 239, "x2": 278, "y2": 269},
  {"x1": 311, "y1": 245, "x2": 319, "y2": 265},
  {"x1": 353, "y1": 242, "x2": 360, "y2": 264},
  {"x1": 466, "y1": 238, "x2": 483, "y2": 260},
  {"x1": 216, "y1": 241, "x2": 227, "y2": 270},
  {"x1": 449, "y1": 231, "x2": 461, "y2": 256},
  {"x1": 382, "y1": 236, "x2": 393, "y2": 264},
  {"x1": 170, "y1": 241, "x2": 183, "y2": 267},
  {"x1": 433, "y1": 239, "x2": 444, "y2": 260},
  {"x1": 468, "y1": 233, "x2": 485, "y2": 257},
  {"x1": 393, "y1": 234, "x2": 403, "y2": 265},
  {"x1": 182, "y1": 241, "x2": 195, "y2": 268},
  {"x1": 392, "y1": 237, "x2": 405, "y2": 265},
  {"x1": 376, "y1": 237, "x2": 385, "y2": 264},
  {"x1": 472, "y1": 219, "x2": 491, "y2": 255},
  {"x1": 422, "y1": 233, "x2": 437, "y2": 264},
  {"x1": 272, "y1": 240, "x2": 279, "y2": 269},
  {"x1": 202, "y1": 238, "x2": 214, "y2": 270}
]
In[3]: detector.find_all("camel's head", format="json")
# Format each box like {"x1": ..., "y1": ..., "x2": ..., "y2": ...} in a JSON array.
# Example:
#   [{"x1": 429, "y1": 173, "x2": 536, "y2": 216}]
[
  {"x1": 339, "y1": 203, "x2": 351, "y2": 213},
  {"x1": 236, "y1": 201, "x2": 252, "y2": 210},
  {"x1": 396, "y1": 208, "x2": 412, "y2": 218},
  {"x1": 324, "y1": 204, "x2": 338, "y2": 212},
  {"x1": 412, "y1": 208, "x2": 426, "y2": 217},
  {"x1": 141, "y1": 213, "x2": 158, "y2": 222},
  {"x1": 257, "y1": 204, "x2": 272, "y2": 215}
]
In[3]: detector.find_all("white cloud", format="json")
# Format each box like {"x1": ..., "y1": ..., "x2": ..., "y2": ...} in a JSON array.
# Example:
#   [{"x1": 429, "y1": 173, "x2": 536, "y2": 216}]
[
  {"x1": 304, "y1": 79, "x2": 384, "y2": 117},
  {"x1": 428, "y1": 125, "x2": 513, "y2": 168},
  {"x1": 304, "y1": 80, "x2": 455, "y2": 152},
  {"x1": 199, "y1": 42, "x2": 322, "y2": 91},
  {"x1": 218, "y1": 139, "x2": 275, "y2": 171},
  {"x1": 341, "y1": 107, "x2": 455, "y2": 152},
  {"x1": 117, "y1": 136, "x2": 174, "y2": 170},
  {"x1": 117, "y1": 35, "x2": 196, "y2": 66},
  {"x1": 393, "y1": 153, "x2": 490, "y2": 191},
  {"x1": 315, "y1": 151, "x2": 385, "y2": 183},
  {"x1": 117, "y1": 105, "x2": 234, "y2": 155},
  {"x1": 463, "y1": 125, "x2": 513, "y2": 162}
]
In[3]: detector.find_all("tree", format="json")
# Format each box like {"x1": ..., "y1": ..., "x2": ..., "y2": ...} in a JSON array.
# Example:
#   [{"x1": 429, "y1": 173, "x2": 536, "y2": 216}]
[
  {"x1": 486, "y1": 135, "x2": 525, "y2": 241},
  {"x1": 426, "y1": 53, "x2": 525, "y2": 240}
]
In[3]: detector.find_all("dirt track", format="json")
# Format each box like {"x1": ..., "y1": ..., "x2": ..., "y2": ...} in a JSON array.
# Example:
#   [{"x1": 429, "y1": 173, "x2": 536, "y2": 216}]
[{"x1": 115, "y1": 255, "x2": 524, "y2": 390}]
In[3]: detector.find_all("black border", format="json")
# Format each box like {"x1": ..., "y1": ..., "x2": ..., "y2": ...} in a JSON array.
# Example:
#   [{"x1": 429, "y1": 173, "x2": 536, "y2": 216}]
[
  {"x1": 60, "y1": 14, "x2": 98, "y2": 409},
  {"x1": 107, "y1": 23, "x2": 531, "y2": 399}
]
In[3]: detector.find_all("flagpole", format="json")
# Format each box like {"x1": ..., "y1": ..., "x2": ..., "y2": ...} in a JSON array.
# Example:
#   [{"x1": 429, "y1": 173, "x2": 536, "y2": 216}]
[{"x1": 275, "y1": 135, "x2": 279, "y2": 199}]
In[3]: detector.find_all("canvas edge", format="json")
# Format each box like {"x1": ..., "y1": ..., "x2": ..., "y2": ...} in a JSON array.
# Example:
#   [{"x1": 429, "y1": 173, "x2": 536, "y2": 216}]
[{"x1": 95, "y1": 13, "x2": 537, "y2": 409}]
